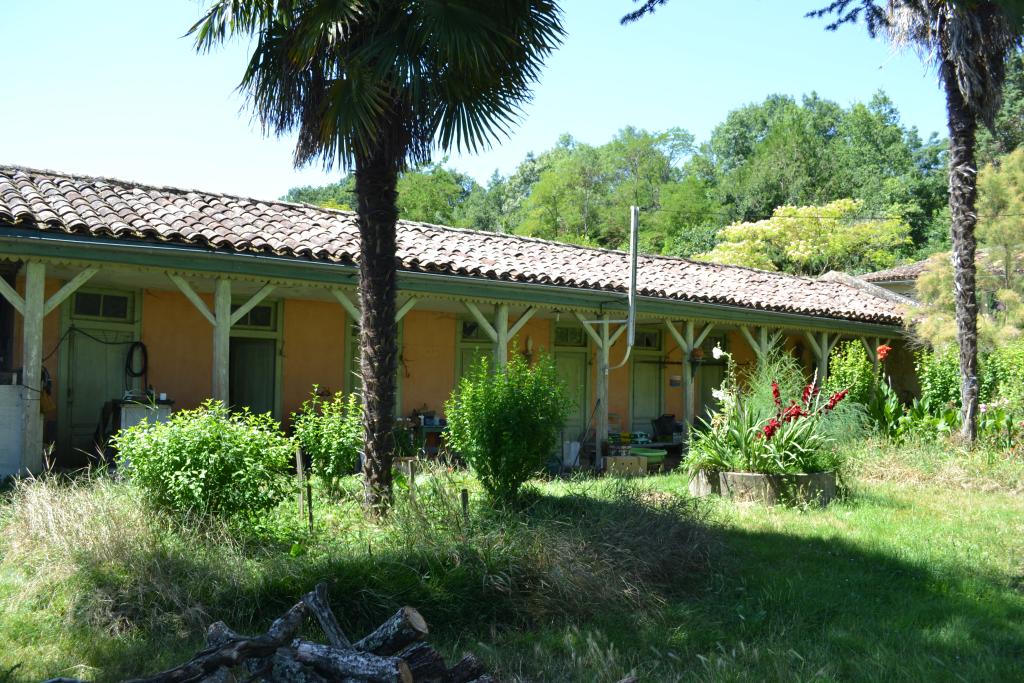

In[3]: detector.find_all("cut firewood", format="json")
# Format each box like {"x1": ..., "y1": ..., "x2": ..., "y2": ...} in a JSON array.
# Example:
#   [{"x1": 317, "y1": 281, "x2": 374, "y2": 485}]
[
  {"x1": 354, "y1": 607, "x2": 429, "y2": 656},
  {"x1": 444, "y1": 654, "x2": 485, "y2": 683},
  {"x1": 122, "y1": 601, "x2": 308, "y2": 683},
  {"x1": 269, "y1": 647, "x2": 329, "y2": 683},
  {"x1": 397, "y1": 642, "x2": 448, "y2": 682},
  {"x1": 42, "y1": 588, "x2": 499, "y2": 683},
  {"x1": 291, "y1": 639, "x2": 413, "y2": 683},
  {"x1": 301, "y1": 582, "x2": 351, "y2": 649}
]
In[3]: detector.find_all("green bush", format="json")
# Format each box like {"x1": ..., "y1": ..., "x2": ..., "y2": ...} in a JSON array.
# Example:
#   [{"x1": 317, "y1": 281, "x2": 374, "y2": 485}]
[
  {"x1": 445, "y1": 353, "x2": 570, "y2": 502},
  {"x1": 113, "y1": 400, "x2": 293, "y2": 518},
  {"x1": 826, "y1": 340, "x2": 876, "y2": 406},
  {"x1": 988, "y1": 339, "x2": 1024, "y2": 418},
  {"x1": 292, "y1": 388, "x2": 362, "y2": 497},
  {"x1": 917, "y1": 347, "x2": 962, "y2": 409}
]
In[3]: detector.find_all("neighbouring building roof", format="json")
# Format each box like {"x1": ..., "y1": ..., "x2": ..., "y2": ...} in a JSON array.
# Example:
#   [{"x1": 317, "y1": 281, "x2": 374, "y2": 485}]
[
  {"x1": 861, "y1": 260, "x2": 930, "y2": 283},
  {"x1": 0, "y1": 165, "x2": 905, "y2": 326}
]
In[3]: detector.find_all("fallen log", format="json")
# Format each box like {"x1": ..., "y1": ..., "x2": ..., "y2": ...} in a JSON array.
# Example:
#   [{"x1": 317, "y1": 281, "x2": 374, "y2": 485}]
[
  {"x1": 291, "y1": 639, "x2": 412, "y2": 683},
  {"x1": 354, "y1": 606, "x2": 429, "y2": 656},
  {"x1": 397, "y1": 643, "x2": 447, "y2": 682},
  {"x1": 444, "y1": 654, "x2": 485, "y2": 683},
  {"x1": 269, "y1": 647, "x2": 328, "y2": 683},
  {"x1": 40, "y1": 582, "x2": 501, "y2": 683},
  {"x1": 302, "y1": 582, "x2": 352, "y2": 649},
  {"x1": 121, "y1": 600, "x2": 308, "y2": 683}
]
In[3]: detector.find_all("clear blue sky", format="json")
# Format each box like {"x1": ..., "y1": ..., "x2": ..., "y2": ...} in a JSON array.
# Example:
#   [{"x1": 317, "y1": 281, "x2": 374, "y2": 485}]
[{"x1": 1, "y1": 1, "x2": 948, "y2": 200}]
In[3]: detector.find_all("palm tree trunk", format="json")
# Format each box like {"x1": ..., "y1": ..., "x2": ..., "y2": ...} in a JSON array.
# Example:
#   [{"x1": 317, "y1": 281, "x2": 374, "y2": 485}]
[
  {"x1": 941, "y1": 59, "x2": 981, "y2": 443},
  {"x1": 354, "y1": 138, "x2": 401, "y2": 514}
]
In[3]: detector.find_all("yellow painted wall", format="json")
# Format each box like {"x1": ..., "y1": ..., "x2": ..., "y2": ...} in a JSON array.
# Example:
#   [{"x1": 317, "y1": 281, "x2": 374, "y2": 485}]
[
  {"x1": 142, "y1": 289, "x2": 213, "y2": 412},
  {"x1": 604, "y1": 333, "x2": 632, "y2": 432},
  {"x1": 401, "y1": 309, "x2": 456, "y2": 416},
  {"x1": 664, "y1": 331, "x2": 685, "y2": 421},
  {"x1": 508, "y1": 316, "x2": 551, "y2": 363},
  {"x1": 282, "y1": 299, "x2": 346, "y2": 422}
]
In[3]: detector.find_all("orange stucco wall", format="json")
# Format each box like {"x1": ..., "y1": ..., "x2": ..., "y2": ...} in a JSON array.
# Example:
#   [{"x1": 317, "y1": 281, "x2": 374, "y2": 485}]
[
  {"x1": 663, "y1": 332, "x2": 685, "y2": 421},
  {"x1": 507, "y1": 315, "x2": 551, "y2": 362},
  {"x1": 603, "y1": 333, "x2": 632, "y2": 432},
  {"x1": 142, "y1": 289, "x2": 213, "y2": 412},
  {"x1": 400, "y1": 309, "x2": 457, "y2": 416},
  {"x1": 282, "y1": 299, "x2": 347, "y2": 423}
]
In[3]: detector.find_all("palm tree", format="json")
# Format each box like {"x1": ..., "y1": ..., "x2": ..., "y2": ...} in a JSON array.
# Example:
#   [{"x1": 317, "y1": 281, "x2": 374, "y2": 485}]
[
  {"x1": 192, "y1": 1, "x2": 563, "y2": 513},
  {"x1": 623, "y1": 0, "x2": 1022, "y2": 442},
  {"x1": 806, "y1": 1, "x2": 1023, "y2": 442}
]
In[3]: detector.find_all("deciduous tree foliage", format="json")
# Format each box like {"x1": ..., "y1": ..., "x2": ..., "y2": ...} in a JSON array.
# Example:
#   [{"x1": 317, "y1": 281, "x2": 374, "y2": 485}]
[
  {"x1": 697, "y1": 198, "x2": 911, "y2": 275},
  {"x1": 288, "y1": 90, "x2": 950, "y2": 261}
]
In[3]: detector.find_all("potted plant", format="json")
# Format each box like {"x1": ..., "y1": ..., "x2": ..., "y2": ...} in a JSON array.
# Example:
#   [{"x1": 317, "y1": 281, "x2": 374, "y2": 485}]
[{"x1": 686, "y1": 346, "x2": 849, "y2": 506}]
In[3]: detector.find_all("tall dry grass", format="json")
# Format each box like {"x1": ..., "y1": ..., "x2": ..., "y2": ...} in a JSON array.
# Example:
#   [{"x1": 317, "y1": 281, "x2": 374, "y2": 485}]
[{"x1": 0, "y1": 466, "x2": 713, "y2": 681}]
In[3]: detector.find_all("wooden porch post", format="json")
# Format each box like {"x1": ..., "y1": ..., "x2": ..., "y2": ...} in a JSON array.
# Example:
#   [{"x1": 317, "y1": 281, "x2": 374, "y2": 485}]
[
  {"x1": 575, "y1": 312, "x2": 626, "y2": 469},
  {"x1": 463, "y1": 302, "x2": 535, "y2": 369},
  {"x1": 0, "y1": 264, "x2": 100, "y2": 472},
  {"x1": 665, "y1": 320, "x2": 714, "y2": 443},
  {"x1": 171, "y1": 275, "x2": 276, "y2": 406},
  {"x1": 494, "y1": 303, "x2": 510, "y2": 367},
  {"x1": 212, "y1": 278, "x2": 231, "y2": 404},
  {"x1": 740, "y1": 325, "x2": 782, "y2": 363},
  {"x1": 21, "y1": 262, "x2": 45, "y2": 473},
  {"x1": 861, "y1": 336, "x2": 881, "y2": 373},
  {"x1": 804, "y1": 331, "x2": 840, "y2": 385}
]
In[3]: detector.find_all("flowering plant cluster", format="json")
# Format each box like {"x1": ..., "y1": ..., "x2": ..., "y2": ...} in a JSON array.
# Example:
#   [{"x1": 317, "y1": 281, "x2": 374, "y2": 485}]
[
  {"x1": 689, "y1": 346, "x2": 851, "y2": 476},
  {"x1": 761, "y1": 381, "x2": 849, "y2": 441}
]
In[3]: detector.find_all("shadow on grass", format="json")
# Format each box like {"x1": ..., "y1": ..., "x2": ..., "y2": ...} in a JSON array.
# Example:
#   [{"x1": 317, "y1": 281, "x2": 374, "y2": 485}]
[{"x1": 8, "y1": 482, "x2": 1024, "y2": 682}]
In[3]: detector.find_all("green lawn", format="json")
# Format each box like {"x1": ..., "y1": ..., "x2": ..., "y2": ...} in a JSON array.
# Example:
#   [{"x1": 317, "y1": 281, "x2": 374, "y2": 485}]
[{"x1": 2, "y1": 442, "x2": 1023, "y2": 682}]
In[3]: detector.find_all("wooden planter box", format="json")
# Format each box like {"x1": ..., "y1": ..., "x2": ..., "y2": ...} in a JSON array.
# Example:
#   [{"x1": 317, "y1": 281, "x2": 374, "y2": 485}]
[{"x1": 689, "y1": 470, "x2": 836, "y2": 506}]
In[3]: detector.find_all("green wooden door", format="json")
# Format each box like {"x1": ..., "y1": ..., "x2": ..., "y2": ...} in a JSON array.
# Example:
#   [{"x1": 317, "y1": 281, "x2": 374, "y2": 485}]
[
  {"x1": 66, "y1": 328, "x2": 135, "y2": 457},
  {"x1": 230, "y1": 337, "x2": 276, "y2": 416},
  {"x1": 697, "y1": 363, "x2": 726, "y2": 426},
  {"x1": 555, "y1": 351, "x2": 588, "y2": 442},
  {"x1": 631, "y1": 358, "x2": 663, "y2": 436}
]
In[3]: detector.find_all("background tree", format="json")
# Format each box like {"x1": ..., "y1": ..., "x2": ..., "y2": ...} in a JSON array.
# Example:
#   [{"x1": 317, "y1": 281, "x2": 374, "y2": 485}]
[
  {"x1": 808, "y1": 0, "x2": 1023, "y2": 441},
  {"x1": 977, "y1": 52, "x2": 1024, "y2": 164},
  {"x1": 977, "y1": 147, "x2": 1024, "y2": 289},
  {"x1": 193, "y1": 0, "x2": 563, "y2": 513},
  {"x1": 698, "y1": 198, "x2": 912, "y2": 275}
]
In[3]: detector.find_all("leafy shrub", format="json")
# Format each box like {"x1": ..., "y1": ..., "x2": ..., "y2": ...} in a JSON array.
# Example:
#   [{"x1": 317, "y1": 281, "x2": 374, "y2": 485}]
[
  {"x1": 826, "y1": 340, "x2": 876, "y2": 406},
  {"x1": 445, "y1": 353, "x2": 570, "y2": 502},
  {"x1": 113, "y1": 400, "x2": 293, "y2": 518},
  {"x1": 917, "y1": 347, "x2": 961, "y2": 409},
  {"x1": 987, "y1": 339, "x2": 1024, "y2": 418},
  {"x1": 292, "y1": 388, "x2": 362, "y2": 497},
  {"x1": 688, "y1": 349, "x2": 854, "y2": 475}
]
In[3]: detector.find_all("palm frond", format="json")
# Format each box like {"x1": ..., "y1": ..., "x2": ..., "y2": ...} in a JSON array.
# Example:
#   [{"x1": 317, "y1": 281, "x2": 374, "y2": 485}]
[{"x1": 193, "y1": 0, "x2": 563, "y2": 171}]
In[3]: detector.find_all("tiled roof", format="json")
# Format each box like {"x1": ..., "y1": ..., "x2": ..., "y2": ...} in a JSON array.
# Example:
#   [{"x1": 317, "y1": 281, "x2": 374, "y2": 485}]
[
  {"x1": 861, "y1": 260, "x2": 929, "y2": 282},
  {"x1": 0, "y1": 165, "x2": 904, "y2": 326}
]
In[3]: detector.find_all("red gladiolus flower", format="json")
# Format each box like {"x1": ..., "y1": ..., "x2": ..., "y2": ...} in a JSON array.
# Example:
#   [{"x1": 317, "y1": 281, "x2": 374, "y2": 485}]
[
  {"x1": 782, "y1": 402, "x2": 807, "y2": 423},
  {"x1": 824, "y1": 388, "x2": 849, "y2": 411},
  {"x1": 801, "y1": 383, "x2": 819, "y2": 406},
  {"x1": 762, "y1": 418, "x2": 781, "y2": 440},
  {"x1": 771, "y1": 381, "x2": 782, "y2": 407},
  {"x1": 877, "y1": 344, "x2": 892, "y2": 361}
]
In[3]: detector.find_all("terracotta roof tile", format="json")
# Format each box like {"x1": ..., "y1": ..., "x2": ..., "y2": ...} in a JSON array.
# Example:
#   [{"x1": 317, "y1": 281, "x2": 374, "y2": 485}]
[
  {"x1": 861, "y1": 260, "x2": 929, "y2": 282},
  {"x1": 0, "y1": 165, "x2": 904, "y2": 326}
]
